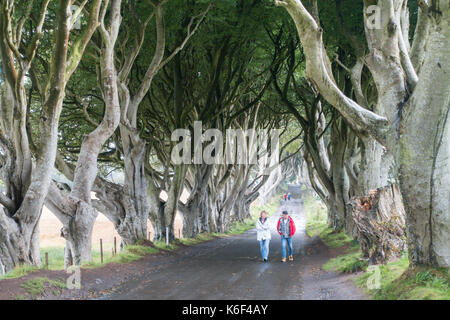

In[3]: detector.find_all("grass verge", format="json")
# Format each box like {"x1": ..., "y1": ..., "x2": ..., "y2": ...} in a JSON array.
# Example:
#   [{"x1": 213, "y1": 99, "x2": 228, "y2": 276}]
[
  {"x1": 178, "y1": 232, "x2": 222, "y2": 246},
  {"x1": 20, "y1": 277, "x2": 66, "y2": 299},
  {"x1": 304, "y1": 193, "x2": 367, "y2": 273},
  {"x1": 1, "y1": 195, "x2": 282, "y2": 280},
  {"x1": 0, "y1": 265, "x2": 39, "y2": 280},
  {"x1": 304, "y1": 192, "x2": 449, "y2": 300},
  {"x1": 82, "y1": 244, "x2": 160, "y2": 268},
  {"x1": 355, "y1": 253, "x2": 449, "y2": 300}
]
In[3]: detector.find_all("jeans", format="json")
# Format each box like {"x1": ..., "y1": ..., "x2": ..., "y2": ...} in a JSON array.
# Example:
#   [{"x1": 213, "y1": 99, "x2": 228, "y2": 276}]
[
  {"x1": 281, "y1": 236, "x2": 293, "y2": 258},
  {"x1": 259, "y1": 239, "x2": 270, "y2": 260}
]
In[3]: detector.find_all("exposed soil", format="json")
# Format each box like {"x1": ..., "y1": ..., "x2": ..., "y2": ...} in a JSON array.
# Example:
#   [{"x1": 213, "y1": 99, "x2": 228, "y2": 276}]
[{"x1": 0, "y1": 198, "x2": 367, "y2": 300}]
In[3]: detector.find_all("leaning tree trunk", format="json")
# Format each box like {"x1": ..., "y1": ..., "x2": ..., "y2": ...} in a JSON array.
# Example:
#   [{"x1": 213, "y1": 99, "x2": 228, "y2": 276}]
[
  {"x1": 329, "y1": 119, "x2": 352, "y2": 232},
  {"x1": 48, "y1": 3, "x2": 122, "y2": 265}
]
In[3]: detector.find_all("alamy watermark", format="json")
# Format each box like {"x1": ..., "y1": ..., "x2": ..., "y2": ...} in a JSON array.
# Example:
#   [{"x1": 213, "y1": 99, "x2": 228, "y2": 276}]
[
  {"x1": 66, "y1": 266, "x2": 81, "y2": 290},
  {"x1": 171, "y1": 121, "x2": 280, "y2": 175},
  {"x1": 365, "y1": 5, "x2": 382, "y2": 30},
  {"x1": 366, "y1": 265, "x2": 381, "y2": 290},
  {"x1": 71, "y1": 5, "x2": 83, "y2": 30}
]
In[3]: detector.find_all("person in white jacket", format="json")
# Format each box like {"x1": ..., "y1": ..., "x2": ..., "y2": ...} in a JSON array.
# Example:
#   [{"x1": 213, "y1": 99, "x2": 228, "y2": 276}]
[{"x1": 256, "y1": 211, "x2": 271, "y2": 262}]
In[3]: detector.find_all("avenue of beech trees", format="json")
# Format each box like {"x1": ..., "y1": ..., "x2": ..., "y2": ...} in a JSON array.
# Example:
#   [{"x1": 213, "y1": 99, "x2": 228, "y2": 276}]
[{"x1": 0, "y1": 0, "x2": 448, "y2": 275}]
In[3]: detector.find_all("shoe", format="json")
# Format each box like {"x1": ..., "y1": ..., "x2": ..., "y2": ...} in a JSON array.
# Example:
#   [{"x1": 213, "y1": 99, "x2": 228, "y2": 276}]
[
  {"x1": 289, "y1": 255, "x2": 294, "y2": 261},
  {"x1": 281, "y1": 258, "x2": 286, "y2": 262}
]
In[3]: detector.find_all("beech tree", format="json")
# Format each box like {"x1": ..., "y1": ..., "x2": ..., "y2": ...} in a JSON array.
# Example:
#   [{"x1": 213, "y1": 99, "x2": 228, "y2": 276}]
[
  {"x1": 45, "y1": 0, "x2": 122, "y2": 266},
  {"x1": 276, "y1": 0, "x2": 449, "y2": 267},
  {"x1": 1, "y1": 0, "x2": 447, "y2": 276},
  {"x1": 47, "y1": 1, "x2": 210, "y2": 255},
  {"x1": 0, "y1": 0, "x2": 102, "y2": 274}
]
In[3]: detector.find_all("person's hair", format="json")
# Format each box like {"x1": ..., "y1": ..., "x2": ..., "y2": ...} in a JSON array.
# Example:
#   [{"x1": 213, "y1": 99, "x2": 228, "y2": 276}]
[
  {"x1": 260, "y1": 210, "x2": 267, "y2": 217},
  {"x1": 282, "y1": 210, "x2": 288, "y2": 215}
]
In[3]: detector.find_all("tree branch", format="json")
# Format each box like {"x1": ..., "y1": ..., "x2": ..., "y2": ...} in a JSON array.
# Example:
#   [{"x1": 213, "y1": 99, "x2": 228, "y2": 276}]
[{"x1": 275, "y1": 0, "x2": 389, "y2": 145}]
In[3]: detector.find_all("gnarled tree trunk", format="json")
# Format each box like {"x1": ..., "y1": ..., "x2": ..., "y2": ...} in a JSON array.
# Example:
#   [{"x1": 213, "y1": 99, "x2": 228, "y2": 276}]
[
  {"x1": 277, "y1": 0, "x2": 449, "y2": 267},
  {"x1": 47, "y1": 1, "x2": 121, "y2": 265},
  {"x1": 350, "y1": 184, "x2": 406, "y2": 264},
  {"x1": 399, "y1": 3, "x2": 450, "y2": 266},
  {"x1": 0, "y1": 0, "x2": 100, "y2": 273}
]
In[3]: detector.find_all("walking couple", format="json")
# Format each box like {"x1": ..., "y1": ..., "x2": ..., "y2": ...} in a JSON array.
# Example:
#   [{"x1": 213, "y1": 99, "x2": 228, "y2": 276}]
[{"x1": 256, "y1": 210, "x2": 296, "y2": 262}]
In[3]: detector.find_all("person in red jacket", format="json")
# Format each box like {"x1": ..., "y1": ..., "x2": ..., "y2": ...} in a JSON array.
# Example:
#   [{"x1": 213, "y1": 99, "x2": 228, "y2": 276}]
[{"x1": 277, "y1": 210, "x2": 296, "y2": 262}]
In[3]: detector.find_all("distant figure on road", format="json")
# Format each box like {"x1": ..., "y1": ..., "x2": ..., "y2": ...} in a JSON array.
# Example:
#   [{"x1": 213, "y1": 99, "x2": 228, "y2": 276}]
[
  {"x1": 283, "y1": 193, "x2": 287, "y2": 201},
  {"x1": 287, "y1": 193, "x2": 291, "y2": 200},
  {"x1": 256, "y1": 211, "x2": 271, "y2": 262},
  {"x1": 277, "y1": 210, "x2": 296, "y2": 262}
]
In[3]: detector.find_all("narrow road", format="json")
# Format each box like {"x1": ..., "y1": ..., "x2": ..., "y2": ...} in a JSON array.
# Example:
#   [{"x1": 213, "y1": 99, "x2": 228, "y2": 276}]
[{"x1": 96, "y1": 198, "x2": 366, "y2": 300}]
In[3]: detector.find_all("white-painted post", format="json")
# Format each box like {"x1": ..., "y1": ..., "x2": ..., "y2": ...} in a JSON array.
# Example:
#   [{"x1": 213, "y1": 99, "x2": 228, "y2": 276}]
[{"x1": 166, "y1": 227, "x2": 169, "y2": 246}]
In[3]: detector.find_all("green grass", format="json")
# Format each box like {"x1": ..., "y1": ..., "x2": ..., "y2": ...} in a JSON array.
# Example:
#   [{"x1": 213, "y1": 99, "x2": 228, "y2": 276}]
[
  {"x1": 37, "y1": 243, "x2": 160, "y2": 270},
  {"x1": 355, "y1": 254, "x2": 449, "y2": 300},
  {"x1": 153, "y1": 240, "x2": 179, "y2": 251},
  {"x1": 41, "y1": 247, "x2": 65, "y2": 270},
  {"x1": 304, "y1": 194, "x2": 328, "y2": 238},
  {"x1": 82, "y1": 244, "x2": 159, "y2": 268},
  {"x1": 1, "y1": 195, "x2": 281, "y2": 281},
  {"x1": 323, "y1": 249, "x2": 369, "y2": 273},
  {"x1": 304, "y1": 194, "x2": 354, "y2": 249},
  {"x1": 226, "y1": 219, "x2": 256, "y2": 235},
  {"x1": 304, "y1": 193, "x2": 449, "y2": 300},
  {"x1": 317, "y1": 228, "x2": 355, "y2": 249},
  {"x1": 304, "y1": 193, "x2": 368, "y2": 273},
  {"x1": 178, "y1": 232, "x2": 221, "y2": 245},
  {"x1": 20, "y1": 277, "x2": 66, "y2": 299},
  {"x1": 0, "y1": 244, "x2": 160, "y2": 280},
  {"x1": 0, "y1": 265, "x2": 39, "y2": 280}
]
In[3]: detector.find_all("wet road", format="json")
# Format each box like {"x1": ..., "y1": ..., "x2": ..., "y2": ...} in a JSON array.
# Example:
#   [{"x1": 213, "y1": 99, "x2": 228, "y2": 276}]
[
  {"x1": 99, "y1": 199, "x2": 304, "y2": 299},
  {"x1": 96, "y1": 198, "x2": 366, "y2": 300}
]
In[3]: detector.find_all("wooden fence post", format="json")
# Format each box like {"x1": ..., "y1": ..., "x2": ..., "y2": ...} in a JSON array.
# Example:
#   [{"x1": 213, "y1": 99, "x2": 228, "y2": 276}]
[{"x1": 100, "y1": 239, "x2": 103, "y2": 264}]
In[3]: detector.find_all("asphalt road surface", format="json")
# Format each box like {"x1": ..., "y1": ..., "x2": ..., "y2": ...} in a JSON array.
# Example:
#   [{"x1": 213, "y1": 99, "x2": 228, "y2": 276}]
[{"x1": 97, "y1": 198, "x2": 365, "y2": 300}]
